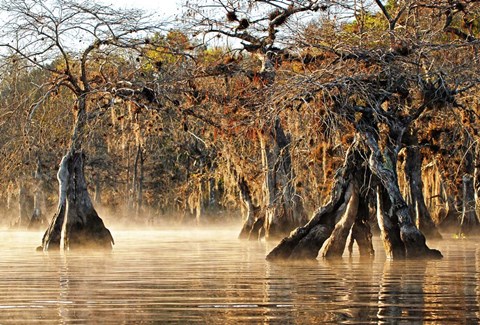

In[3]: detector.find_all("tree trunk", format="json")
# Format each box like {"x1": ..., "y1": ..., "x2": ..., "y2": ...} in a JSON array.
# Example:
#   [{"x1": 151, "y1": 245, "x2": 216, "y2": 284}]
[
  {"x1": 208, "y1": 178, "x2": 216, "y2": 208},
  {"x1": 376, "y1": 185, "x2": 405, "y2": 259},
  {"x1": 126, "y1": 143, "x2": 133, "y2": 211},
  {"x1": 17, "y1": 179, "x2": 28, "y2": 228},
  {"x1": 138, "y1": 154, "x2": 144, "y2": 217},
  {"x1": 459, "y1": 134, "x2": 480, "y2": 235},
  {"x1": 133, "y1": 145, "x2": 144, "y2": 218},
  {"x1": 266, "y1": 145, "x2": 357, "y2": 261},
  {"x1": 364, "y1": 130, "x2": 442, "y2": 259},
  {"x1": 459, "y1": 174, "x2": 479, "y2": 235},
  {"x1": 321, "y1": 182, "x2": 359, "y2": 258},
  {"x1": 39, "y1": 96, "x2": 113, "y2": 251},
  {"x1": 29, "y1": 158, "x2": 47, "y2": 230},
  {"x1": 6, "y1": 182, "x2": 13, "y2": 214},
  {"x1": 266, "y1": 142, "x2": 375, "y2": 260},
  {"x1": 237, "y1": 177, "x2": 262, "y2": 239},
  {"x1": 195, "y1": 181, "x2": 203, "y2": 225},
  {"x1": 474, "y1": 142, "x2": 480, "y2": 203},
  {"x1": 132, "y1": 144, "x2": 139, "y2": 215},
  {"x1": 260, "y1": 118, "x2": 307, "y2": 239},
  {"x1": 40, "y1": 152, "x2": 114, "y2": 251},
  {"x1": 404, "y1": 134, "x2": 442, "y2": 240},
  {"x1": 437, "y1": 178, "x2": 460, "y2": 230},
  {"x1": 348, "y1": 197, "x2": 375, "y2": 257}
]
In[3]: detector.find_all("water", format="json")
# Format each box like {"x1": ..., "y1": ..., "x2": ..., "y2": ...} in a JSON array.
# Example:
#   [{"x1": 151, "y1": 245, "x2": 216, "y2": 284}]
[{"x1": 0, "y1": 227, "x2": 479, "y2": 324}]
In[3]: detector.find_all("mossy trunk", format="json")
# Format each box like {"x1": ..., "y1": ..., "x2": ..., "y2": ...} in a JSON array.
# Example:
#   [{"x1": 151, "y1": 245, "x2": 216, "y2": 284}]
[
  {"x1": 260, "y1": 118, "x2": 307, "y2": 240},
  {"x1": 364, "y1": 130, "x2": 441, "y2": 259},
  {"x1": 404, "y1": 135, "x2": 442, "y2": 240}
]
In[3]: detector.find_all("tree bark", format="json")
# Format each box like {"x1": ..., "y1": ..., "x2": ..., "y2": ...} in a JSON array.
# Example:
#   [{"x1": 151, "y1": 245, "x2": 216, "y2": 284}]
[
  {"x1": 249, "y1": 216, "x2": 266, "y2": 240},
  {"x1": 40, "y1": 152, "x2": 114, "y2": 251},
  {"x1": 364, "y1": 130, "x2": 442, "y2": 259},
  {"x1": 474, "y1": 142, "x2": 480, "y2": 203},
  {"x1": 266, "y1": 144, "x2": 357, "y2": 260},
  {"x1": 376, "y1": 185, "x2": 405, "y2": 259},
  {"x1": 266, "y1": 142, "x2": 375, "y2": 260},
  {"x1": 437, "y1": 178, "x2": 460, "y2": 230},
  {"x1": 404, "y1": 134, "x2": 442, "y2": 240},
  {"x1": 348, "y1": 197, "x2": 375, "y2": 257},
  {"x1": 260, "y1": 118, "x2": 307, "y2": 239},
  {"x1": 265, "y1": 183, "x2": 345, "y2": 260},
  {"x1": 267, "y1": 126, "x2": 442, "y2": 261},
  {"x1": 195, "y1": 181, "x2": 203, "y2": 225},
  {"x1": 93, "y1": 172, "x2": 101, "y2": 205},
  {"x1": 321, "y1": 182, "x2": 359, "y2": 258}
]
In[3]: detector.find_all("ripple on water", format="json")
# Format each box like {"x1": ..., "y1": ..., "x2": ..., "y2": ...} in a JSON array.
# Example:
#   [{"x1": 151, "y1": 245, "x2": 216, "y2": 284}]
[{"x1": 0, "y1": 228, "x2": 479, "y2": 323}]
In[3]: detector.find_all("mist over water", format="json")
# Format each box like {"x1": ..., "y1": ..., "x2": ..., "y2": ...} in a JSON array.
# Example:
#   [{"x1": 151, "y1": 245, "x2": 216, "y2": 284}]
[{"x1": 0, "y1": 226, "x2": 479, "y2": 323}]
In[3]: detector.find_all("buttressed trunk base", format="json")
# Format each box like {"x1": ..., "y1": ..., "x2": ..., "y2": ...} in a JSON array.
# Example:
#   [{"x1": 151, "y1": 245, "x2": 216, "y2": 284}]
[
  {"x1": 267, "y1": 137, "x2": 442, "y2": 261},
  {"x1": 39, "y1": 151, "x2": 114, "y2": 251}
]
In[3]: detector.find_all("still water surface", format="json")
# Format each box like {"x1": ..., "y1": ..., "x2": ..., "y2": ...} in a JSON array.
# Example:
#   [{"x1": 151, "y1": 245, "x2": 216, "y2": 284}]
[{"x1": 0, "y1": 226, "x2": 479, "y2": 324}]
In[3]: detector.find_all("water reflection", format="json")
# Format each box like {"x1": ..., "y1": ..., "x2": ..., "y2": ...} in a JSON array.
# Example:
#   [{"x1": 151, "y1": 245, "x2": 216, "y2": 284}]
[
  {"x1": 0, "y1": 229, "x2": 479, "y2": 323},
  {"x1": 377, "y1": 260, "x2": 426, "y2": 323}
]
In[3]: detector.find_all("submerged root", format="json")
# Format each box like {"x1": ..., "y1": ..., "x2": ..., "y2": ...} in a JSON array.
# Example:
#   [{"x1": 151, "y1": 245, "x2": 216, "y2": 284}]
[{"x1": 400, "y1": 224, "x2": 442, "y2": 259}]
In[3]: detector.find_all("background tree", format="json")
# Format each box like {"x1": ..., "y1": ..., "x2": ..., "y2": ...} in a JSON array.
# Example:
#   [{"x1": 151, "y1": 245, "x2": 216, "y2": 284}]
[
  {"x1": 0, "y1": 54, "x2": 72, "y2": 228},
  {"x1": 181, "y1": 0, "x2": 329, "y2": 239},
  {"x1": 0, "y1": 0, "x2": 167, "y2": 250}
]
